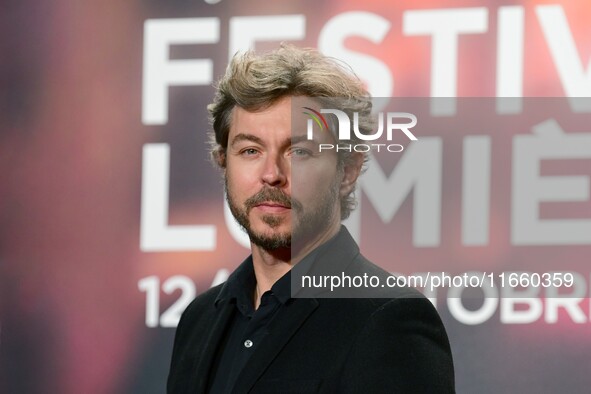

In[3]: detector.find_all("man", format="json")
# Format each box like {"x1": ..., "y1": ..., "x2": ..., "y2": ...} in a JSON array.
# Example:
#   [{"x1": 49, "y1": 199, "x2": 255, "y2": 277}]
[{"x1": 168, "y1": 45, "x2": 455, "y2": 393}]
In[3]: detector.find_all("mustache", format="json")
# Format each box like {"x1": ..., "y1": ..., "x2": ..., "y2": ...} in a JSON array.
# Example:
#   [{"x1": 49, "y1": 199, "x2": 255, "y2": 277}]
[{"x1": 245, "y1": 188, "x2": 302, "y2": 212}]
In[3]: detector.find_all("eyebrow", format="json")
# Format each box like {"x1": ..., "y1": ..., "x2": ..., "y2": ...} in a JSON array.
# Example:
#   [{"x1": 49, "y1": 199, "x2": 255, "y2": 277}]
[
  {"x1": 290, "y1": 135, "x2": 311, "y2": 145},
  {"x1": 230, "y1": 133, "x2": 313, "y2": 148},
  {"x1": 230, "y1": 133, "x2": 264, "y2": 148}
]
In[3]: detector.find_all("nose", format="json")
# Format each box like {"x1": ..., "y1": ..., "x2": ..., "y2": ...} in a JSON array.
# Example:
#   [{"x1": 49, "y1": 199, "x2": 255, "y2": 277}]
[{"x1": 261, "y1": 152, "x2": 288, "y2": 187}]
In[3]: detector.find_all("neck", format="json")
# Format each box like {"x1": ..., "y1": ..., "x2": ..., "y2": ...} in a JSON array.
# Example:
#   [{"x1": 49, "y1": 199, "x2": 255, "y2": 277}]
[{"x1": 250, "y1": 222, "x2": 341, "y2": 307}]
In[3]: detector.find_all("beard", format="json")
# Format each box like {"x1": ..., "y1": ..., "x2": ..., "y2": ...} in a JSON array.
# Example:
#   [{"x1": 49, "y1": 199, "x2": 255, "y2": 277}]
[{"x1": 225, "y1": 177, "x2": 340, "y2": 252}]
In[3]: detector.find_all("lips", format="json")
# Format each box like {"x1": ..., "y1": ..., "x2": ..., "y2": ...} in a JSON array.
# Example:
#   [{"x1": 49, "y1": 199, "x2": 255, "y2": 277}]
[
  {"x1": 253, "y1": 202, "x2": 291, "y2": 212},
  {"x1": 256, "y1": 202, "x2": 290, "y2": 208}
]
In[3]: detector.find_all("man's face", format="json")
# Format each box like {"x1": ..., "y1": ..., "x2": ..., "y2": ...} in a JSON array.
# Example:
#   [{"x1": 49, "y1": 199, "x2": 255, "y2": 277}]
[{"x1": 224, "y1": 96, "x2": 343, "y2": 252}]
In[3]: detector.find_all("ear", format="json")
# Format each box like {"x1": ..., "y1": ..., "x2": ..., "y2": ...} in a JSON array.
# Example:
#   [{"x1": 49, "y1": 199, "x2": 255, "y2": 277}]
[
  {"x1": 339, "y1": 152, "x2": 364, "y2": 197},
  {"x1": 212, "y1": 149, "x2": 227, "y2": 168}
]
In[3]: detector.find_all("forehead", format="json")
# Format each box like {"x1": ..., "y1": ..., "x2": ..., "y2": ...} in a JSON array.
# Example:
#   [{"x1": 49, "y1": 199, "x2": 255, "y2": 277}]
[
  {"x1": 230, "y1": 96, "x2": 291, "y2": 135},
  {"x1": 229, "y1": 96, "x2": 333, "y2": 143}
]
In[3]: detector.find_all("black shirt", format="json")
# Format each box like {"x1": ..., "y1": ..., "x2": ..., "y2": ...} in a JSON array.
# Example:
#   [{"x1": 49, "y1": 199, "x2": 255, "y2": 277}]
[
  {"x1": 207, "y1": 257, "x2": 290, "y2": 394},
  {"x1": 207, "y1": 230, "x2": 341, "y2": 393}
]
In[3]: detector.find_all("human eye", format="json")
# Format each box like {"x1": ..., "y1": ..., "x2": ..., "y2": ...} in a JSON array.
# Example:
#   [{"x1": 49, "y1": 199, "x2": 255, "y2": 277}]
[
  {"x1": 289, "y1": 147, "x2": 312, "y2": 158},
  {"x1": 240, "y1": 147, "x2": 260, "y2": 157}
]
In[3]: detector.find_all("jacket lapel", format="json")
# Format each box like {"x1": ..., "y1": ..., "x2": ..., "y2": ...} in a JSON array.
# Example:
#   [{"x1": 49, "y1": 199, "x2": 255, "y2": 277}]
[
  {"x1": 189, "y1": 298, "x2": 235, "y2": 394},
  {"x1": 231, "y1": 297, "x2": 319, "y2": 393}
]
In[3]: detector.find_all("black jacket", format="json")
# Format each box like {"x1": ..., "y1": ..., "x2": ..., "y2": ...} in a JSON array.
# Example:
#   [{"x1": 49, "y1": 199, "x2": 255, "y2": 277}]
[{"x1": 168, "y1": 228, "x2": 455, "y2": 393}]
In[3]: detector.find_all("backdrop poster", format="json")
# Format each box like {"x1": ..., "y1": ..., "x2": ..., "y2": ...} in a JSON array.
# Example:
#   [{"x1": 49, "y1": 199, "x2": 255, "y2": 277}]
[{"x1": 1, "y1": 1, "x2": 590, "y2": 393}]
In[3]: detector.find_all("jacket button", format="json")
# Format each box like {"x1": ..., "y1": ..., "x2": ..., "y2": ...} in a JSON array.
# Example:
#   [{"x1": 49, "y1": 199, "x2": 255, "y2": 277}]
[{"x1": 244, "y1": 339, "x2": 253, "y2": 348}]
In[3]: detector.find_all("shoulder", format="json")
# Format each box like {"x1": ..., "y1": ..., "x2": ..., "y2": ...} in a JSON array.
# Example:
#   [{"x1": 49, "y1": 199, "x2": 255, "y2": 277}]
[
  {"x1": 331, "y1": 256, "x2": 455, "y2": 392},
  {"x1": 172, "y1": 282, "x2": 227, "y2": 349},
  {"x1": 336, "y1": 296, "x2": 455, "y2": 393},
  {"x1": 316, "y1": 253, "x2": 455, "y2": 392},
  {"x1": 187, "y1": 282, "x2": 224, "y2": 309},
  {"x1": 169, "y1": 283, "x2": 225, "y2": 367},
  {"x1": 178, "y1": 283, "x2": 224, "y2": 325},
  {"x1": 320, "y1": 252, "x2": 426, "y2": 299},
  {"x1": 352, "y1": 254, "x2": 451, "y2": 347}
]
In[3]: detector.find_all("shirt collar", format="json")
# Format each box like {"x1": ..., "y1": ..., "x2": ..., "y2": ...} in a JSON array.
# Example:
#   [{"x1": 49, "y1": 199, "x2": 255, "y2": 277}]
[
  {"x1": 214, "y1": 255, "x2": 255, "y2": 309},
  {"x1": 214, "y1": 227, "x2": 345, "y2": 307}
]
